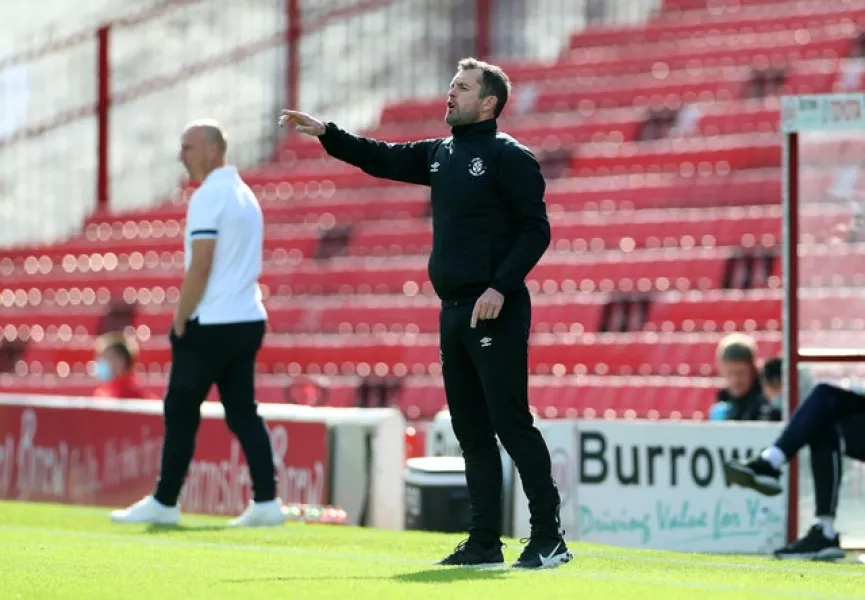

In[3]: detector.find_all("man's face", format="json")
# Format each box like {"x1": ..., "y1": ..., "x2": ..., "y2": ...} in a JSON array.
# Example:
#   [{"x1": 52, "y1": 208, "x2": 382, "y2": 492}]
[
  {"x1": 720, "y1": 360, "x2": 756, "y2": 398},
  {"x1": 445, "y1": 68, "x2": 494, "y2": 126},
  {"x1": 179, "y1": 127, "x2": 214, "y2": 181}
]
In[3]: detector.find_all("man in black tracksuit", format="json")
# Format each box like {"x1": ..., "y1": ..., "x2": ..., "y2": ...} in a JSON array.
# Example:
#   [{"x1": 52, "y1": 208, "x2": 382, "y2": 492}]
[{"x1": 280, "y1": 57, "x2": 571, "y2": 570}]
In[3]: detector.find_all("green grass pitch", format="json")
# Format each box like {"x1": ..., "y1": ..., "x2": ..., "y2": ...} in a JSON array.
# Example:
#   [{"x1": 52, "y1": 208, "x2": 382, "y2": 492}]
[{"x1": 0, "y1": 500, "x2": 863, "y2": 599}]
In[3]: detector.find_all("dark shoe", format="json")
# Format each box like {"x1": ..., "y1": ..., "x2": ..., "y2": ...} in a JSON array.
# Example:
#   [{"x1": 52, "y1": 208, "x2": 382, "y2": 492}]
[
  {"x1": 436, "y1": 538, "x2": 505, "y2": 567},
  {"x1": 513, "y1": 536, "x2": 573, "y2": 569},
  {"x1": 723, "y1": 458, "x2": 783, "y2": 496},
  {"x1": 773, "y1": 524, "x2": 845, "y2": 561}
]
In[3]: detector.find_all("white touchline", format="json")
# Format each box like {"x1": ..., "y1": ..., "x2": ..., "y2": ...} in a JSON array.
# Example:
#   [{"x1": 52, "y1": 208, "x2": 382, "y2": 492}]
[{"x1": 0, "y1": 525, "x2": 861, "y2": 600}]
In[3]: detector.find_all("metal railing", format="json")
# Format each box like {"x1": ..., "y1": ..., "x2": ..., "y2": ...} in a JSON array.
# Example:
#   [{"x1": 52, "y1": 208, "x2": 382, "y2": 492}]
[{"x1": 0, "y1": 0, "x2": 660, "y2": 250}]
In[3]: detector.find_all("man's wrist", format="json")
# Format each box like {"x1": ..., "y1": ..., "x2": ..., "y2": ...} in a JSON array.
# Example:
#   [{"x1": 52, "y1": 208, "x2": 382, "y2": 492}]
[
  {"x1": 489, "y1": 283, "x2": 506, "y2": 296},
  {"x1": 320, "y1": 121, "x2": 337, "y2": 137}
]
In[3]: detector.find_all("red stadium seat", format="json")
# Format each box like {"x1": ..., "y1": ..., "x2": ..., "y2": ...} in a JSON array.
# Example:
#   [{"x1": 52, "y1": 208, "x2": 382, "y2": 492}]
[
  {"x1": 570, "y1": 4, "x2": 865, "y2": 49},
  {"x1": 6, "y1": 0, "x2": 864, "y2": 427}
]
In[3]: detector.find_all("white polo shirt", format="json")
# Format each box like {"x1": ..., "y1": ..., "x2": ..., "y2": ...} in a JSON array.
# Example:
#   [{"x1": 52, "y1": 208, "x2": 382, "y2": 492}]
[{"x1": 184, "y1": 165, "x2": 267, "y2": 324}]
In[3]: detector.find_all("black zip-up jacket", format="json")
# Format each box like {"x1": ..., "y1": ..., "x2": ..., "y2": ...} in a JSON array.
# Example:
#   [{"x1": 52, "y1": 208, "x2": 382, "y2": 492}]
[
  {"x1": 716, "y1": 379, "x2": 781, "y2": 422},
  {"x1": 318, "y1": 118, "x2": 551, "y2": 304}
]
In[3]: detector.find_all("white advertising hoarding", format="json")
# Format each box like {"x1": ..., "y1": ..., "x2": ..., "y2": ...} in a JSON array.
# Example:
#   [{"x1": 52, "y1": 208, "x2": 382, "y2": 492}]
[
  {"x1": 426, "y1": 411, "x2": 787, "y2": 553},
  {"x1": 512, "y1": 419, "x2": 788, "y2": 553}
]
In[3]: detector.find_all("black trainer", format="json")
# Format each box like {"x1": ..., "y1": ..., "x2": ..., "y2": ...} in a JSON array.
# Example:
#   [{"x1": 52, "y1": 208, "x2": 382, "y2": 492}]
[
  {"x1": 513, "y1": 536, "x2": 573, "y2": 569},
  {"x1": 773, "y1": 524, "x2": 845, "y2": 561},
  {"x1": 723, "y1": 457, "x2": 783, "y2": 496},
  {"x1": 436, "y1": 538, "x2": 505, "y2": 567}
]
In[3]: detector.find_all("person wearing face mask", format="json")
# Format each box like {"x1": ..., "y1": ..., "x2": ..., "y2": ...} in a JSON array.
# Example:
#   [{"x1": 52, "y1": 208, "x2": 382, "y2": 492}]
[
  {"x1": 92, "y1": 332, "x2": 151, "y2": 400},
  {"x1": 724, "y1": 356, "x2": 865, "y2": 561}
]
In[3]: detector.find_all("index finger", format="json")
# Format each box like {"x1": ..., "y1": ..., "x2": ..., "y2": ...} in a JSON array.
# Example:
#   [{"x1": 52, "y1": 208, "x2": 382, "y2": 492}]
[{"x1": 470, "y1": 302, "x2": 480, "y2": 329}]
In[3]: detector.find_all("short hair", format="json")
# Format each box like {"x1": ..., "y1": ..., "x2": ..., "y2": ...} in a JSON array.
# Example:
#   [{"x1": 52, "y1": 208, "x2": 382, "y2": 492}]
[
  {"x1": 458, "y1": 57, "x2": 512, "y2": 118},
  {"x1": 762, "y1": 356, "x2": 783, "y2": 387},
  {"x1": 183, "y1": 118, "x2": 228, "y2": 154},
  {"x1": 95, "y1": 331, "x2": 138, "y2": 369},
  {"x1": 716, "y1": 332, "x2": 757, "y2": 364}
]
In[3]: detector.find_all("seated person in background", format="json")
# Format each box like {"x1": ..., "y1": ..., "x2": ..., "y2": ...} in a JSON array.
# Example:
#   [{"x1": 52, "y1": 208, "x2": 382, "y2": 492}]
[
  {"x1": 724, "y1": 357, "x2": 865, "y2": 561},
  {"x1": 758, "y1": 356, "x2": 785, "y2": 419},
  {"x1": 93, "y1": 332, "x2": 152, "y2": 399},
  {"x1": 829, "y1": 203, "x2": 865, "y2": 243},
  {"x1": 763, "y1": 356, "x2": 815, "y2": 411},
  {"x1": 708, "y1": 333, "x2": 780, "y2": 421},
  {"x1": 847, "y1": 203, "x2": 865, "y2": 243}
]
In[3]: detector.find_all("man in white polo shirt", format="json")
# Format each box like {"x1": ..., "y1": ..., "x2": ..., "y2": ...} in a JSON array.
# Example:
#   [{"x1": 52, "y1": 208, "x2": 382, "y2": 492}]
[{"x1": 110, "y1": 119, "x2": 284, "y2": 527}]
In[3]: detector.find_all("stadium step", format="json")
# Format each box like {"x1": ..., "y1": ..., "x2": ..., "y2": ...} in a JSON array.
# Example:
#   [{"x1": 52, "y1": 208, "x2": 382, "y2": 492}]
[
  {"x1": 0, "y1": 372, "x2": 725, "y2": 421},
  {"x1": 504, "y1": 26, "x2": 853, "y2": 81},
  {"x1": 16, "y1": 331, "x2": 783, "y2": 378},
  {"x1": 0, "y1": 293, "x2": 607, "y2": 336},
  {"x1": 15, "y1": 287, "x2": 865, "y2": 338},
  {"x1": 661, "y1": 0, "x2": 798, "y2": 14},
  {"x1": 6, "y1": 207, "x2": 791, "y2": 266},
  {"x1": 1, "y1": 248, "x2": 735, "y2": 302},
  {"x1": 570, "y1": 1, "x2": 865, "y2": 49},
  {"x1": 379, "y1": 64, "x2": 835, "y2": 124}
]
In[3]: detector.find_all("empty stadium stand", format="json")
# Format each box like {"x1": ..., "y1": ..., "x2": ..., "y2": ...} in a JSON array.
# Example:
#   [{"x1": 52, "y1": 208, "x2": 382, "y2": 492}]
[{"x1": 4, "y1": 0, "x2": 865, "y2": 423}]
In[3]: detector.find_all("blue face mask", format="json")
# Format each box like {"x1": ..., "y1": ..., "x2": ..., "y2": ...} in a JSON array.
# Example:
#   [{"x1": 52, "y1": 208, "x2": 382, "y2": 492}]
[
  {"x1": 708, "y1": 402, "x2": 730, "y2": 421},
  {"x1": 94, "y1": 359, "x2": 114, "y2": 382}
]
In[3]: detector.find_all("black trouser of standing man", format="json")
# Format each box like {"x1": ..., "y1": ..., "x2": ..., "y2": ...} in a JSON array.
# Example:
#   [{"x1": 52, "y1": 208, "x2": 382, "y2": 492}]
[{"x1": 440, "y1": 285, "x2": 562, "y2": 545}]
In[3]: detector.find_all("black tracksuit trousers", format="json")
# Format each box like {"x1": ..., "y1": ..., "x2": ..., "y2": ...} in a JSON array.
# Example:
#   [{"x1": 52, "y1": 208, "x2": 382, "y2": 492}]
[
  {"x1": 153, "y1": 319, "x2": 277, "y2": 507},
  {"x1": 775, "y1": 383, "x2": 865, "y2": 518},
  {"x1": 440, "y1": 285, "x2": 561, "y2": 545}
]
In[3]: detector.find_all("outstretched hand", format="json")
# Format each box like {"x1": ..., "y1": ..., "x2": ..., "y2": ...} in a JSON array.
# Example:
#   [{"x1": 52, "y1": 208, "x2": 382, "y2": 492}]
[{"x1": 279, "y1": 110, "x2": 326, "y2": 136}]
